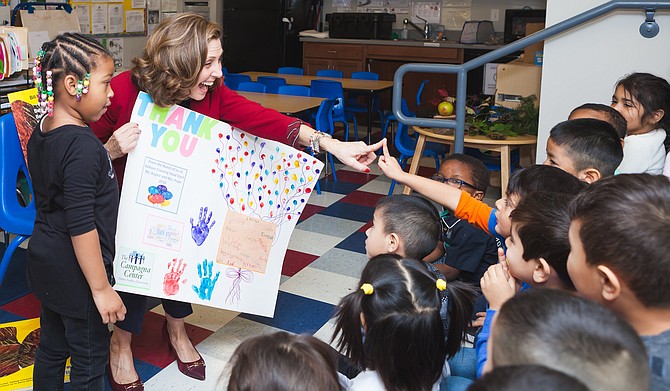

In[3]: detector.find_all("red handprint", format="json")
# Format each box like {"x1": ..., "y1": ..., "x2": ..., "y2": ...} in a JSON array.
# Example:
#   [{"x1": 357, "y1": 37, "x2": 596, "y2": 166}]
[{"x1": 163, "y1": 258, "x2": 187, "y2": 296}]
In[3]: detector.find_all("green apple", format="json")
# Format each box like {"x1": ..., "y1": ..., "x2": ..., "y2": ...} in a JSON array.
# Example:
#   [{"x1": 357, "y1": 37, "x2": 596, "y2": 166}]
[{"x1": 438, "y1": 101, "x2": 454, "y2": 116}]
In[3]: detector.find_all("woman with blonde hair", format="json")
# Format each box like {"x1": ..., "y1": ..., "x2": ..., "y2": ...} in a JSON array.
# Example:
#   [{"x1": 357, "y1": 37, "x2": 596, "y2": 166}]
[{"x1": 91, "y1": 13, "x2": 382, "y2": 390}]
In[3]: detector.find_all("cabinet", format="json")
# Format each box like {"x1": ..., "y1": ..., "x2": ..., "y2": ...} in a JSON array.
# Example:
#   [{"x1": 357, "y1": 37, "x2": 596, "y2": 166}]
[{"x1": 303, "y1": 42, "x2": 365, "y2": 77}]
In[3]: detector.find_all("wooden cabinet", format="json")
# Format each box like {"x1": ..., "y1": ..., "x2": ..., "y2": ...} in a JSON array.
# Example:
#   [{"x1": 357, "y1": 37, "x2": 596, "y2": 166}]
[{"x1": 303, "y1": 42, "x2": 365, "y2": 77}]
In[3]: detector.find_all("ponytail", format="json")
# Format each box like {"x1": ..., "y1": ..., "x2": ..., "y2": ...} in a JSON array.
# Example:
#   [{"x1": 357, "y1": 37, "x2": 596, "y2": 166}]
[{"x1": 444, "y1": 281, "x2": 477, "y2": 358}]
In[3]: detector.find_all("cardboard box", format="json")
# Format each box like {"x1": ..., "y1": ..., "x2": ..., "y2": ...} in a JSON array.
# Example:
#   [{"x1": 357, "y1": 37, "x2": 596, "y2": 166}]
[
  {"x1": 523, "y1": 22, "x2": 545, "y2": 63},
  {"x1": 483, "y1": 63, "x2": 499, "y2": 95},
  {"x1": 495, "y1": 61, "x2": 542, "y2": 109}
]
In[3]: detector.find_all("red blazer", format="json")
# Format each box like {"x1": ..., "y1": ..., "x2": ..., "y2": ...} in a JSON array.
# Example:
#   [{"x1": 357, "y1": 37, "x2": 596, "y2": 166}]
[{"x1": 90, "y1": 70, "x2": 301, "y2": 188}]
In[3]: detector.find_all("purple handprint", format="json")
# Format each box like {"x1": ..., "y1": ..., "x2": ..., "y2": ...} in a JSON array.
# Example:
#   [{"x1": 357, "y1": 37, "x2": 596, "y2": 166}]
[
  {"x1": 192, "y1": 259, "x2": 220, "y2": 301},
  {"x1": 190, "y1": 206, "x2": 215, "y2": 246}
]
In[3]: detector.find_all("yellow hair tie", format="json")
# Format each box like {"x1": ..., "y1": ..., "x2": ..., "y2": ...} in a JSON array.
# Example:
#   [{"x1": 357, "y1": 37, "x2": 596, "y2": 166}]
[
  {"x1": 360, "y1": 283, "x2": 374, "y2": 295},
  {"x1": 436, "y1": 279, "x2": 447, "y2": 291}
]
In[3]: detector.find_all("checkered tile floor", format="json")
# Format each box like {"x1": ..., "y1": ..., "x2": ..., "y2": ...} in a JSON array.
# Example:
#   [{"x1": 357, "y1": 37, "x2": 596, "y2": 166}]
[{"x1": 1, "y1": 150, "x2": 500, "y2": 390}]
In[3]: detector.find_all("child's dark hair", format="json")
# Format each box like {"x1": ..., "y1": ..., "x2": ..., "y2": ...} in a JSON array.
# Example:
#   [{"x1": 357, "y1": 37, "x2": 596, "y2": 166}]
[
  {"x1": 615, "y1": 72, "x2": 670, "y2": 151},
  {"x1": 332, "y1": 254, "x2": 474, "y2": 391},
  {"x1": 548, "y1": 119, "x2": 623, "y2": 177},
  {"x1": 570, "y1": 103, "x2": 628, "y2": 138},
  {"x1": 35, "y1": 33, "x2": 111, "y2": 108},
  {"x1": 569, "y1": 174, "x2": 670, "y2": 308},
  {"x1": 506, "y1": 165, "x2": 586, "y2": 199},
  {"x1": 493, "y1": 288, "x2": 650, "y2": 391},
  {"x1": 510, "y1": 192, "x2": 576, "y2": 289},
  {"x1": 226, "y1": 331, "x2": 342, "y2": 391},
  {"x1": 375, "y1": 195, "x2": 441, "y2": 260},
  {"x1": 469, "y1": 365, "x2": 590, "y2": 391},
  {"x1": 441, "y1": 153, "x2": 489, "y2": 193}
]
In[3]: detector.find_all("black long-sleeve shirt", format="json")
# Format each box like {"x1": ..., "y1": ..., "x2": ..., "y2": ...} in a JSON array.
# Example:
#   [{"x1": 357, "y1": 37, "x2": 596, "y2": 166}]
[{"x1": 27, "y1": 123, "x2": 119, "y2": 319}]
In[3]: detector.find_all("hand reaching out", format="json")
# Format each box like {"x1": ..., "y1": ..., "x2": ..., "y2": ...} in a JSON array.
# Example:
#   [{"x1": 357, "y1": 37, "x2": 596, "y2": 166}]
[
  {"x1": 105, "y1": 122, "x2": 141, "y2": 160},
  {"x1": 192, "y1": 259, "x2": 220, "y2": 301},
  {"x1": 322, "y1": 138, "x2": 384, "y2": 172},
  {"x1": 377, "y1": 138, "x2": 406, "y2": 181},
  {"x1": 190, "y1": 207, "x2": 215, "y2": 246}
]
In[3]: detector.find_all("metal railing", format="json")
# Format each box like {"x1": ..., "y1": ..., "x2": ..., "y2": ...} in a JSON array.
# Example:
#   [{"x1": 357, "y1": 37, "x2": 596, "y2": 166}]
[{"x1": 392, "y1": 1, "x2": 670, "y2": 153}]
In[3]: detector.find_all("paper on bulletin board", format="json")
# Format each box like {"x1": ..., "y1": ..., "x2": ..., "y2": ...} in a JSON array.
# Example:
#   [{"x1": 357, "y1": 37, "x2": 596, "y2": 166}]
[
  {"x1": 91, "y1": 4, "x2": 108, "y2": 34},
  {"x1": 125, "y1": 10, "x2": 144, "y2": 32},
  {"x1": 0, "y1": 318, "x2": 72, "y2": 391},
  {"x1": 73, "y1": 4, "x2": 91, "y2": 33},
  {"x1": 114, "y1": 92, "x2": 324, "y2": 317},
  {"x1": 412, "y1": 2, "x2": 440, "y2": 24},
  {"x1": 108, "y1": 3, "x2": 124, "y2": 34}
]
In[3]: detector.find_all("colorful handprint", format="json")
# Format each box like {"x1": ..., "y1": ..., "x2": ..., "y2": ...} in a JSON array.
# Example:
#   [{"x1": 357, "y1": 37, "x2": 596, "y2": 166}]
[
  {"x1": 190, "y1": 206, "x2": 215, "y2": 246},
  {"x1": 192, "y1": 259, "x2": 220, "y2": 301},
  {"x1": 163, "y1": 258, "x2": 187, "y2": 296}
]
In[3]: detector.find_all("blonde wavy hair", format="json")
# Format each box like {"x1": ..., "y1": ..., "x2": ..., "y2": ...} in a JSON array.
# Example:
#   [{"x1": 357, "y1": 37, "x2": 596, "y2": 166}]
[{"x1": 131, "y1": 13, "x2": 222, "y2": 107}]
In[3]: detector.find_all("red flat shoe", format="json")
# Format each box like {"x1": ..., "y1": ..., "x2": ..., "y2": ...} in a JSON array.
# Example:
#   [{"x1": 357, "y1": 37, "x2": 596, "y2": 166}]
[
  {"x1": 163, "y1": 321, "x2": 206, "y2": 381},
  {"x1": 107, "y1": 363, "x2": 144, "y2": 391}
]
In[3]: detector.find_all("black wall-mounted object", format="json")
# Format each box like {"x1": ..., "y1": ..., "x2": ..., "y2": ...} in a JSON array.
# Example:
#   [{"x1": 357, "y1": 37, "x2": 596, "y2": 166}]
[{"x1": 504, "y1": 9, "x2": 546, "y2": 44}]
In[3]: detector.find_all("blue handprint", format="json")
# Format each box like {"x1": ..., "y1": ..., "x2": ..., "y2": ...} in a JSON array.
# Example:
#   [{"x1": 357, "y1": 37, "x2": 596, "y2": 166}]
[
  {"x1": 192, "y1": 259, "x2": 220, "y2": 301},
  {"x1": 190, "y1": 206, "x2": 215, "y2": 246}
]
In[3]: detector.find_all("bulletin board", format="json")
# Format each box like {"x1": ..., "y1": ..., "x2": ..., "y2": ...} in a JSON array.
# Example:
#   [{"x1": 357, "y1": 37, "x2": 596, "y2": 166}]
[{"x1": 71, "y1": 0, "x2": 146, "y2": 37}]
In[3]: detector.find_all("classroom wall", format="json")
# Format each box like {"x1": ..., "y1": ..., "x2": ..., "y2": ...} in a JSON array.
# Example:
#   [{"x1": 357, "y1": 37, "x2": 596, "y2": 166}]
[{"x1": 536, "y1": 0, "x2": 670, "y2": 162}]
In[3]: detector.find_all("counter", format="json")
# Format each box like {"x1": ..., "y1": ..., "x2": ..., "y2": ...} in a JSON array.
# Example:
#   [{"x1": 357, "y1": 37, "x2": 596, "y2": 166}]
[{"x1": 300, "y1": 36, "x2": 504, "y2": 51}]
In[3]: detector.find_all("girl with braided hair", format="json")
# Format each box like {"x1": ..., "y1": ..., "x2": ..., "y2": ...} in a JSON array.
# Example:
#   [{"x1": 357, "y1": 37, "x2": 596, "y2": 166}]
[{"x1": 27, "y1": 32, "x2": 126, "y2": 390}]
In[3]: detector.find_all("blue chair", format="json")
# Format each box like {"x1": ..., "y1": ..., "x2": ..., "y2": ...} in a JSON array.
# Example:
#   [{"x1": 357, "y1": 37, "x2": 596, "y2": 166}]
[
  {"x1": 310, "y1": 79, "x2": 358, "y2": 141},
  {"x1": 277, "y1": 67, "x2": 304, "y2": 75},
  {"x1": 345, "y1": 71, "x2": 384, "y2": 133},
  {"x1": 257, "y1": 76, "x2": 287, "y2": 94},
  {"x1": 0, "y1": 113, "x2": 35, "y2": 287},
  {"x1": 313, "y1": 98, "x2": 338, "y2": 184},
  {"x1": 277, "y1": 85, "x2": 311, "y2": 97},
  {"x1": 387, "y1": 102, "x2": 447, "y2": 195},
  {"x1": 222, "y1": 66, "x2": 229, "y2": 77},
  {"x1": 316, "y1": 69, "x2": 344, "y2": 78},
  {"x1": 381, "y1": 79, "x2": 429, "y2": 138},
  {"x1": 224, "y1": 74, "x2": 251, "y2": 90},
  {"x1": 237, "y1": 81, "x2": 267, "y2": 93}
]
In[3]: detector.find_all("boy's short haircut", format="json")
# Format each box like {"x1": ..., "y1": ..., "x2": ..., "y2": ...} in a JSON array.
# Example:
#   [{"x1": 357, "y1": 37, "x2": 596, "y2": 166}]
[
  {"x1": 469, "y1": 365, "x2": 589, "y2": 391},
  {"x1": 569, "y1": 174, "x2": 670, "y2": 307},
  {"x1": 226, "y1": 331, "x2": 342, "y2": 391},
  {"x1": 492, "y1": 288, "x2": 650, "y2": 391},
  {"x1": 549, "y1": 118, "x2": 624, "y2": 177},
  {"x1": 570, "y1": 103, "x2": 628, "y2": 138},
  {"x1": 375, "y1": 195, "x2": 441, "y2": 260},
  {"x1": 506, "y1": 165, "x2": 586, "y2": 199},
  {"x1": 510, "y1": 192, "x2": 575, "y2": 288},
  {"x1": 441, "y1": 154, "x2": 490, "y2": 194}
]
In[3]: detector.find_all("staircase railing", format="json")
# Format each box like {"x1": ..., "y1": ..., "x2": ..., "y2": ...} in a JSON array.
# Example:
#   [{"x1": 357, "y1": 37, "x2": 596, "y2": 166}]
[{"x1": 391, "y1": 1, "x2": 670, "y2": 153}]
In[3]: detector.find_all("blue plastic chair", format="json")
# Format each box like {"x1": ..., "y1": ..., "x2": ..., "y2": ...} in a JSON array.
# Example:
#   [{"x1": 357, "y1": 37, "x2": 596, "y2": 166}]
[
  {"x1": 277, "y1": 85, "x2": 311, "y2": 97},
  {"x1": 277, "y1": 67, "x2": 304, "y2": 75},
  {"x1": 310, "y1": 79, "x2": 358, "y2": 141},
  {"x1": 0, "y1": 113, "x2": 35, "y2": 287},
  {"x1": 345, "y1": 71, "x2": 384, "y2": 132},
  {"x1": 237, "y1": 81, "x2": 267, "y2": 93},
  {"x1": 224, "y1": 74, "x2": 251, "y2": 90},
  {"x1": 257, "y1": 76, "x2": 287, "y2": 94},
  {"x1": 316, "y1": 69, "x2": 344, "y2": 78},
  {"x1": 222, "y1": 66, "x2": 229, "y2": 77},
  {"x1": 313, "y1": 98, "x2": 338, "y2": 184},
  {"x1": 387, "y1": 102, "x2": 447, "y2": 195},
  {"x1": 381, "y1": 79, "x2": 429, "y2": 138}
]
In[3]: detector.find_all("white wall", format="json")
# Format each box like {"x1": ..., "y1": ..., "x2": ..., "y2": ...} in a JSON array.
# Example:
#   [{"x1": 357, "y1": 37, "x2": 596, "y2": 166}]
[{"x1": 536, "y1": 0, "x2": 670, "y2": 162}]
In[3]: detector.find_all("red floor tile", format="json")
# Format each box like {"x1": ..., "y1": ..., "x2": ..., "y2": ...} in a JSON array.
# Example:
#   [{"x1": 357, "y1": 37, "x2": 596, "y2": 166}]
[
  {"x1": 339, "y1": 190, "x2": 385, "y2": 208},
  {"x1": 131, "y1": 312, "x2": 213, "y2": 368},
  {"x1": 0, "y1": 293, "x2": 41, "y2": 319},
  {"x1": 281, "y1": 250, "x2": 319, "y2": 277},
  {"x1": 358, "y1": 221, "x2": 373, "y2": 233},
  {"x1": 299, "y1": 204, "x2": 325, "y2": 221},
  {"x1": 333, "y1": 170, "x2": 378, "y2": 185}
]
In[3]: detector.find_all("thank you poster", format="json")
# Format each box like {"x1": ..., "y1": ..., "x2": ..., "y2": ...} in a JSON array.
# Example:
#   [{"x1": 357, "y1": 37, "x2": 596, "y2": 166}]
[{"x1": 114, "y1": 92, "x2": 323, "y2": 316}]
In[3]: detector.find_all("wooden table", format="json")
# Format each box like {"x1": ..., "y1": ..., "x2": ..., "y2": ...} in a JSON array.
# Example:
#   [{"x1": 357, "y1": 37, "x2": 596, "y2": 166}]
[
  {"x1": 242, "y1": 71, "x2": 394, "y2": 144},
  {"x1": 403, "y1": 127, "x2": 538, "y2": 196},
  {"x1": 238, "y1": 91, "x2": 325, "y2": 115}
]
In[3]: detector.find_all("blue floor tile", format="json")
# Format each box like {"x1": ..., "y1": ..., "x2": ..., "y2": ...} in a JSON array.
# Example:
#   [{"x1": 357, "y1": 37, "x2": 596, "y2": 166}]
[
  {"x1": 0, "y1": 309, "x2": 26, "y2": 323},
  {"x1": 240, "y1": 291, "x2": 334, "y2": 335},
  {"x1": 335, "y1": 231, "x2": 368, "y2": 254},
  {"x1": 319, "y1": 202, "x2": 374, "y2": 223}
]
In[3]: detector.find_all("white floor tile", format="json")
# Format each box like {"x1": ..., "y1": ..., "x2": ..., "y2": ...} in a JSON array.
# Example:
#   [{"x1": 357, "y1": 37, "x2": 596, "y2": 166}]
[{"x1": 280, "y1": 267, "x2": 358, "y2": 305}]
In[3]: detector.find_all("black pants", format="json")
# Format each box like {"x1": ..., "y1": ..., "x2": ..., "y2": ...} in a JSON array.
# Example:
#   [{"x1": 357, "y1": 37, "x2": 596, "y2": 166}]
[
  {"x1": 114, "y1": 291, "x2": 193, "y2": 335},
  {"x1": 33, "y1": 302, "x2": 110, "y2": 391}
]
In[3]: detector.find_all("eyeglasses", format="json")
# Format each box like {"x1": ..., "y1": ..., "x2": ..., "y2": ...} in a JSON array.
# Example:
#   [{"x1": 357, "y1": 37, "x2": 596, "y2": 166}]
[{"x1": 431, "y1": 174, "x2": 480, "y2": 191}]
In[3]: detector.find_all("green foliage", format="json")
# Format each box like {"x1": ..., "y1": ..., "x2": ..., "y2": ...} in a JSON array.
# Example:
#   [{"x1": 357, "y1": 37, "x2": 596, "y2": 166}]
[{"x1": 509, "y1": 95, "x2": 540, "y2": 135}]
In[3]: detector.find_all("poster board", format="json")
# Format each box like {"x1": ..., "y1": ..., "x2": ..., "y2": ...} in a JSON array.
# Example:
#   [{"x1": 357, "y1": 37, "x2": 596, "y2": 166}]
[
  {"x1": 72, "y1": 0, "x2": 146, "y2": 36},
  {"x1": 114, "y1": 92, "x2": 324, "y2": 317}
]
